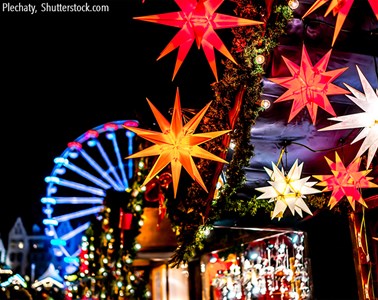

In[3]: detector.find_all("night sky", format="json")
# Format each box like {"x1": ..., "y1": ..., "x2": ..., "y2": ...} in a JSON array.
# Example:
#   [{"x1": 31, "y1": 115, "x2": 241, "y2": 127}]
[{"x1": 1, "y1": 0, "x2": 215, "y2": 240}]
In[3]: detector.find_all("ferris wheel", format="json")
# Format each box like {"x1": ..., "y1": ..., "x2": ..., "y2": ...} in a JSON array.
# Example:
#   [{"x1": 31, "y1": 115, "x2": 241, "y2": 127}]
[{"x1": 41, "y1": 120, "x2": 139, "y2": 275}]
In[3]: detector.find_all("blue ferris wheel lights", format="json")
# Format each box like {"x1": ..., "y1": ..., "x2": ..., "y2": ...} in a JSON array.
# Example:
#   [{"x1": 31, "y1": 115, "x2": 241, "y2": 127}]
[
  {"x1": 87, "y1": 139, "x2": 98, "y2": 147},
  {"x1": 50, "y1": 239, "x2": 67, "y2": 246},
  {"x1": 61, "y1": 159, "x2": 111, "y2": 190},
  {"x1": 68, "y1": 151, "x2": 79, "y2": 159},
  {"x1": 80, "y1": 148, "x2": 122, "y2": 191},
  {"x1": 106, "y1": 132, "x2": 116, "y2": 140},
  {"x1": 43, "y1": 219, "x2": 58, "y2": 226},
  {"x1": 45, "y1": 176, "x2": 60, "y2": 184},
  {"x1": 54, "y1": 157, "x2": 69, "y2": 165},
  {"x1": 126, "y1": 131, "x2": 135, "y2": 138},
  {"x1": 42, "y1": 120, "x2": 140, "y2": 276},
  {"x1": 41, "y1": 197, "x2": 56, "y2": 205},
  {"x1": 64, "y1": 256, "x2": 80, "y2": 265},
  {"x1": 48, "y1": 176, "x2": 107, "y2": 196}
]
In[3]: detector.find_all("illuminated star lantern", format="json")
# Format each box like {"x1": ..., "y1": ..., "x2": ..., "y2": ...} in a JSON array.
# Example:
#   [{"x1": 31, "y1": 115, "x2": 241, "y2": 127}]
[
  {"x1": 124, "y1": 88, "x2": 230, "y2": 198},
  {"x1": 313, "y1": 152, "x2": 378, "y2": 210},
  {"x1": 319, "y1": 65, "x2": 378, "y2": 168},
  {"x1": 133, "y1": 0, "x2": 263, "y2": 81},
  {"x1": 256, "y1": 159, "x2": 320, "y2": 219},
  {"x1": 268, "y1": 44, "x2": 349, "y2": 125},
  {"x1": 302, "y1": 0, "x2": 378, "y2": 46}
]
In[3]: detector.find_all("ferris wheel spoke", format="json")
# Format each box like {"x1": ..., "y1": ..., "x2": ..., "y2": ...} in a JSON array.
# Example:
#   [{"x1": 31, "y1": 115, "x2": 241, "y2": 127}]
[
  {"x1": 45, "y1": 176, "x2": 106, "y2": 196},
  {"x1": 55, "y1": 245, "x2": 75, "y2": 260},
  {"x1": 42, "y1": 196, "x2": 103, "y2": 205},
  {"x1": 78, "y1": 148, "x2": 124, "y2": 191},
  {"x1": 54, "y1": 157, "x2": 112, "y2": 190},
  {"x1": 95, "y1": 139, "x2": 126, "y2": 190},
  {"x1": 58, "y1": 222, "x2": 91, "y2": 241},
  {"x1": 126, "y1": 131, "x2": 136, "y2": 179},
  {"x1": 53, "y1": 206, "x2": 104, "y2": 223},
  {"x1": 110, "y1": 134, "x2": 129, "y2": 189},
  {"x1": 70, "y1": 248, "x2": 82, "y2": 259}
]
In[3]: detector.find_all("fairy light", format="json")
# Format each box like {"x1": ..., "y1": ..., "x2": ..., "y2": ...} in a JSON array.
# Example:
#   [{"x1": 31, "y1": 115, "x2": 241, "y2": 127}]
[
  {"x1": 255, "y1": 54, "x2": 265, "y2": 64},
  {"x1": 260, "y1": 99, "x2": 271, "y2": 109},
  {"x1": 288, "y1": 0, "x2": 299, "y2": 9}
]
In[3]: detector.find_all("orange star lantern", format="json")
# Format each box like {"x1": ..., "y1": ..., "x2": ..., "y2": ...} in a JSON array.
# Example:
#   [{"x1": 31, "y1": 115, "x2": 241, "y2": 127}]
[
  {"x1": 268, "y1": 44, "x2": 349, "y2": 125},
  {"x1": 313, "y1": 152, "x2": 378, "y2": 210},
  {"x1": 133, "y1": 0, "x2": 263, "y2": 81},
  {"x1": 124, "y1": 88, "x2": 230, "y2": 198},
  {"x1": 302, "y1": 0, "x2": 378, "y2": 46}
]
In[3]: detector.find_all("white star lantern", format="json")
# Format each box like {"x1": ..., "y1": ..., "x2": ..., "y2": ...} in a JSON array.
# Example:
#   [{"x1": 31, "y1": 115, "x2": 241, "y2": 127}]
[
  {"x1": 255, "y1": 159, "x2": 321, "y2": 219},
  {"x1": 319, "y1": 65, "x2": 378, "y2": 168}
]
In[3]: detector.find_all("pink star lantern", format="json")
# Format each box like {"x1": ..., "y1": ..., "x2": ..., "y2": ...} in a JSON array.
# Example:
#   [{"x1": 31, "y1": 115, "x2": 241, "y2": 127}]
[
  {"x1": 133, "y1": 0, "x2": 263, "y2": 81},
  {"x1": 313, "y1": 152, "x2": 378, "y2": 210},
  {"x1": 302, "y1": 0, "x2": 378, "y2": 46},
  {"x1": 268, "y1": 44, "x2": 349, "y2": 125}
]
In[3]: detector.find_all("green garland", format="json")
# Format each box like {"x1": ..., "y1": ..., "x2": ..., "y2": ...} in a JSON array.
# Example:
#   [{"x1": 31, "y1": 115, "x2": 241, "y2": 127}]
[
  {"x1": 167, "y1": 0, "x2": 294, "y2": 267},
  {"x1": 66, "y1": 158, "x2": 150, "y2": 299}
]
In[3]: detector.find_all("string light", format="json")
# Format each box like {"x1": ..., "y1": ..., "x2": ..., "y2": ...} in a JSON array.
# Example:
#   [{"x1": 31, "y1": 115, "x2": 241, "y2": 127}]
[
  {"x1": 288, "y1": 0, "x2": 299, "y2": 9},
  {"x1": 255, "y1": 54, "x2": 265, "y2": 64},
  {"x1": 260, "y1": 99, "x2": 271, "y2": 109}
]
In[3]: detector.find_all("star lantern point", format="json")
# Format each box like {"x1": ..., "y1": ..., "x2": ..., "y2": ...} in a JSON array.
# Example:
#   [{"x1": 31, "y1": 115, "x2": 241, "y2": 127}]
[
  {"x1": 268, "y1": 44, "x2": 349, "y2": 125},
  {"x1": 313, "y1": 152, "x2": 378, "y2": 210},
  {"x1": 133, "y1": 0, "x2": 263, "y2": 81},
  {"x1": 124, "y1": 88, "x2": 230, "y2": 198},
  {"x1": 302, "y1": 0, "x2": 378, "y2": 46}
]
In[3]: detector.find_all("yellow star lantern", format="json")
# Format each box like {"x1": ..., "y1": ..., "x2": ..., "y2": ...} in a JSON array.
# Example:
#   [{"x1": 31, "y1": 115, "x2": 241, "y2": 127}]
[{"x1": 124, "y1": 88, "x2": 230, "y2": 198}]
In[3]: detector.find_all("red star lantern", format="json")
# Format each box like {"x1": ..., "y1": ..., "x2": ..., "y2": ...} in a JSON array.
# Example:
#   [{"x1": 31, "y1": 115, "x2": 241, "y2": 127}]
[
  {"x1": 268, "y1": 44, "x2": 349, "y2": 124},
  {"x1": 302, "y1": 0, "x2": 378, "y2": 46},
  {"x1": 133, "y1": 0, "x2": 263, "y2": 81},
  {"x1": 124, "y1": 88, "x2": 230, "y2": 198},
  {"x1": 313, "y1": 152, "x2": 378, "y2": 210}
]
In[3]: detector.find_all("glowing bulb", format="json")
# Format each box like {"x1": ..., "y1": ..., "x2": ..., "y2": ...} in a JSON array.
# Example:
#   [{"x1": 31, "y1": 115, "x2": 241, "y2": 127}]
[
  {"x1": 288, "y1": 0, "x2": 299, "y2": 9},
  {"x1": 255, "y1": 54, "x2": 265, "y2": 64},
  {"x1": 260, "y1": 99, "x2": 271, "y2": 109}
]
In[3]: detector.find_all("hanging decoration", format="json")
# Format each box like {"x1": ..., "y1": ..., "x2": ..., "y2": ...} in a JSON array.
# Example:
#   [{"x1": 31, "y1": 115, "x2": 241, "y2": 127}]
[
  {"x1": 268, "y1": 44, "x2": 349, "y2": 125},
  {"x1": 144, "y1": 172, "x2": 172, "y2": 228},
  {"x1": 124, "y1": 88, "x2": 230, "y2": 198},
  {"x1": 256, "y1": 158, "x2": 320, "y2": 219},
  {"x1": 302, "y1": 0, "x2": 378, "y2": 46},
  {"x1": 165, "y1": 0, "x2": 294, "y2": 267},
  {"x1": 133, "y1": 0, "x2": 264, "y2": 81},
  {"x1": 313, "y1": 152, "x2": 378, "y2": 210},
  {"x1": 319, "y1": 65, "x2": 378, "y2": 169}
]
